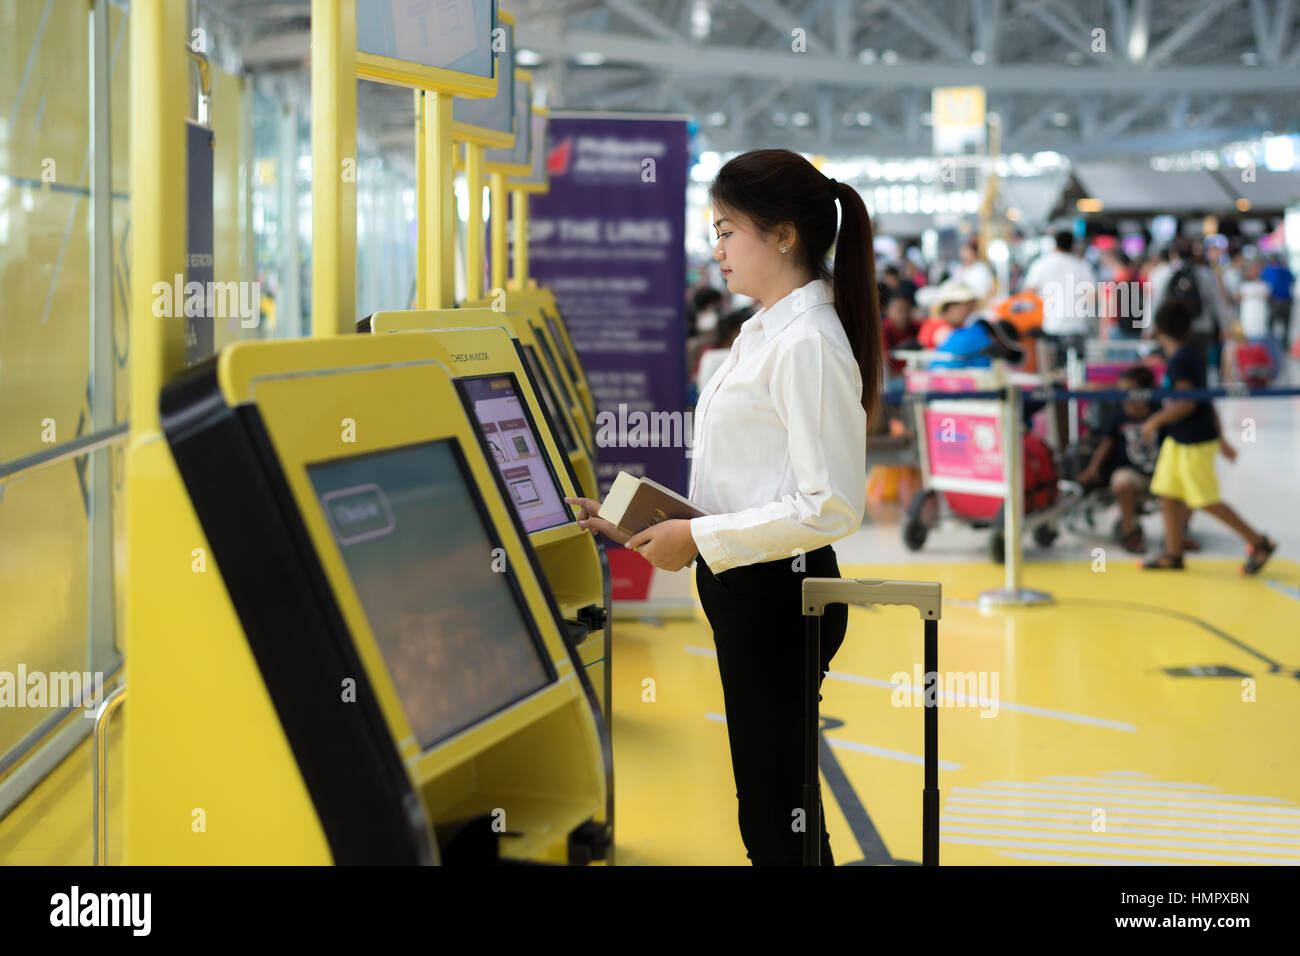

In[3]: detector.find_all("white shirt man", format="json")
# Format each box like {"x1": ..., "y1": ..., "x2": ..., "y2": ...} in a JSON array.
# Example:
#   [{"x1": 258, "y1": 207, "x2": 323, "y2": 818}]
[
  {"x1": 955, "y1": 259, "x2": 995, "y2": 301},
  {"x1": 1022, "y1": 240, "x2": 1097, "y2": 336},
  {"x1": 1239, "y1": 279, "x2": 1271, "y2": 340}
]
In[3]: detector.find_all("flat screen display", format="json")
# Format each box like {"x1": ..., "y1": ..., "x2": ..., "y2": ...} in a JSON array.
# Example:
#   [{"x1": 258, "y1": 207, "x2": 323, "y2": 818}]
[
  {"x1": 484, "y1": 77, "x2": 530, "y2": 168},
  {"x1": 508, "y1": 109, "x2": 548, "y2": 188},
  {"x1": 543, "y1": 310, "x2": 580, "y2": 384},
  {"x1": 307, "y1": 439, "x2": 553, "y2": 752},
  {"x1": 522, "y1": 345, "x2": 578, "y2": 454},
  {"x1": 457, "y1": 374, "x2": 572, "y2": 534},
  {"x1": 357, "y1": 0, "x2": 496, "y2": 78},
  {"x1": 452, "y1": 19, "x2": 513, "y2": 134},
  {"x1": 534, "y1": 327, "x2": 579, "y2": 411}
]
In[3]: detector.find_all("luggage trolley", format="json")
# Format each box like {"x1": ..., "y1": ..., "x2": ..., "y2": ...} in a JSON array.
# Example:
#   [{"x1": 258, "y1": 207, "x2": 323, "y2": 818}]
[
  {"x1": 902, "y1": 363, "x2": 1080, "y2": 563},
  {"x1": 800, "y1": 578, "x2": 943, "y2": 867}
]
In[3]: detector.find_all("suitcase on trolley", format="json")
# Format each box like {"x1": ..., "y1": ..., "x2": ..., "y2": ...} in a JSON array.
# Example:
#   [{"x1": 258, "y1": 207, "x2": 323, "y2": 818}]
[{"x1": 800, "y1": 578, "x2": 943, "y2": 866}]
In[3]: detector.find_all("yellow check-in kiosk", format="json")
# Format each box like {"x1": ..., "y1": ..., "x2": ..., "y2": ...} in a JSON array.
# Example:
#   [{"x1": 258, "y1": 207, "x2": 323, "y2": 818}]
[
  {"x1": 137, "y1": 334, "x2": 609, "y2": 864},
  {"x1": 406, "y1": 308, "x2": 599, "y2": 497},
  {"x1": 525, "y1": 290, "x2": 597, "y2": 423},
  {"x1": 362, "y1": 315, "x2": 615, "y2": 856},
  {"x1": 364, "y1": 317, "x2": 608, "y2": 673},
  {"x1": 464, "y1": 292, "x2": 597, "y2": 443}
]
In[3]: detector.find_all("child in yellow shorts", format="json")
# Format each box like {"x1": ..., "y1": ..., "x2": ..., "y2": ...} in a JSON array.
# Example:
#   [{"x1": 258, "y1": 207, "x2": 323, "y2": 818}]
[{"x1": 1140, "y1": 302, "x2": 1276, "y2": 573}]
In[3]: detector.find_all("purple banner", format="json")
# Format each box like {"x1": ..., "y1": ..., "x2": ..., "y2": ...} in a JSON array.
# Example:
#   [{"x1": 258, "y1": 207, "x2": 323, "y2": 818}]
[
  {"x1": 523, "y1": 115, "x2": 689, "y2": 499},
  {"x1": 518, "y1": 114, "x2": 688, "y2": 604}
]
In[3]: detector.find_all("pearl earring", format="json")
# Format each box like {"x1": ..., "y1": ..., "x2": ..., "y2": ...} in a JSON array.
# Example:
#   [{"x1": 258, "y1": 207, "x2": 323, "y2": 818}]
[{"x1": 780, "y1": 246, "x2": 788, "y2": 254}]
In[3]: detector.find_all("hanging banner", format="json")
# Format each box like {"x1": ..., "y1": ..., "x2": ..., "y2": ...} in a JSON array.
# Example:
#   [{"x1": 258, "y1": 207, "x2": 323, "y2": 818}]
[
  {"x1": 523, "y1": 113, "x2": 690, "y2": 613},
  {"x1": 186, "y1": 121, "x2": 215, "y2": 366}
]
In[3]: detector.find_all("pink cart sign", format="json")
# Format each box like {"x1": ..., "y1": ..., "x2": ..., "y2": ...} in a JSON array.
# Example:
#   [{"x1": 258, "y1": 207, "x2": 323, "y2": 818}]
[{"x1": 922, "y1": 404, "x2": 1006, "y2": 489}]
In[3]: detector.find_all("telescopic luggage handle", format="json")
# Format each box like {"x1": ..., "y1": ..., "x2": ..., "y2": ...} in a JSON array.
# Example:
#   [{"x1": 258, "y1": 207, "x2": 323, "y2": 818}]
[{"x1": 800, "y1": 578, "x2": 943, "y2": 867}]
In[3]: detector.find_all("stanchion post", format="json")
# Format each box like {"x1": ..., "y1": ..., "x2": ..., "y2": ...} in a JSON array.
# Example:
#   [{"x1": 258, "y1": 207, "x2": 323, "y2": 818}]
[
  {"x1": 1005, "y1": 381, "x2": 1023, "y2": 592},
  {"x1": 923, "y1": 617, "x2": 939, "y2": 867},
  {"x1": 803, "y1": 613, "x2": 821, "y2": 867},
  {"x1": 1066, "y1": 344, "x2": 1082, "y2": 445},
  {"x1": 979, "y1": 383, "x2": 1053, "y2": 608}
]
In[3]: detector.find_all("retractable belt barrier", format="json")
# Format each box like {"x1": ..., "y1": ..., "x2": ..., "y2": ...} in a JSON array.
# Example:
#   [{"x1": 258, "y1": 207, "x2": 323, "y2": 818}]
[
  {"x1": 800, "y1": 579, "x2": 943, "y2": 867},
  {"x1": 884, "y1": 384, "x2": 1300, "y2": 405}
]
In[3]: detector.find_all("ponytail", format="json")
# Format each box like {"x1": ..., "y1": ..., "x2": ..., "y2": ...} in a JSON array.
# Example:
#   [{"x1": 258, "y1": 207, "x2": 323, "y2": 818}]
[{"x1": 828, "y1": 180, "x2": 883, "y2": 427}]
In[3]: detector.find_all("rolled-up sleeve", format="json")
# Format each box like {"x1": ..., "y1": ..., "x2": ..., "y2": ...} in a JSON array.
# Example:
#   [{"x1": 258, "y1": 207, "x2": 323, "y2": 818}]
[{"x1": 689, "y1": 333, "x2": 866, "y2": 572}]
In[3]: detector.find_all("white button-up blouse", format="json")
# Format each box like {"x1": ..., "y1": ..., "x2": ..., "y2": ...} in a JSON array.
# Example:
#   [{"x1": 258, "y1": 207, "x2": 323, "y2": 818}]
[{"x1": 688, "y1": 277, "x2": 867, "y2": 573}]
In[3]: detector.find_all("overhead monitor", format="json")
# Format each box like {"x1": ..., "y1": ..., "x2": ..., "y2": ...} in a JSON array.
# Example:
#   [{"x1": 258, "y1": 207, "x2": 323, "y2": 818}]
[
  {"x1": 522, "y1": 344, "x2": 578, "y2": 454},
  {"x1": 307, "y1": 438, "x2": 554, "y2": 752},
  {"x1": 453, "y1": 14, "x2": 514, "y2": 142},
  {"x1": 357, "y1": 0, "x2": 497, "y2": 78},
  {"x1": 484, "y1": 73, "x2": 531, "y2": 174},
  {"x1": 506, "y1": 108, "x2": 549, "y2": 190},
  {"x1": 456, "y1": 373, "x2": 572, "y2": 534}
]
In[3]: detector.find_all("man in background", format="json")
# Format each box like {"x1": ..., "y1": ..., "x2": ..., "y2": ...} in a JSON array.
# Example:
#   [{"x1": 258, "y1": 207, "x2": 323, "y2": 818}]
[
  {"x1": 1022, "y1": 230, "x2": 1096, "y2": 368},
  {"x1": 1156, "y1": 237, "x2": 1225, "y2": 371},
  {"x1": 1260, "y1": 254, "x2": 1295, "y2": 351}
]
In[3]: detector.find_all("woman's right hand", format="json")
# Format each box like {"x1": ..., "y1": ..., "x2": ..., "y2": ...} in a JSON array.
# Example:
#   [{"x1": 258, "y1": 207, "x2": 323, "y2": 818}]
[{"x1": 565, "y1": 496, "x2": 632, "y2": 546}]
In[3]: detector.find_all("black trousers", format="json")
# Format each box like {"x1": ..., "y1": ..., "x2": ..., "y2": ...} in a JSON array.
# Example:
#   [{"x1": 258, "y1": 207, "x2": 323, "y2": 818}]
[
  {"x1": 695, "y1": 545, "x2": 849, "y2": 865},
  {"x1": 1270, "y1": 297, "x2": 1293, "y2": 349}
]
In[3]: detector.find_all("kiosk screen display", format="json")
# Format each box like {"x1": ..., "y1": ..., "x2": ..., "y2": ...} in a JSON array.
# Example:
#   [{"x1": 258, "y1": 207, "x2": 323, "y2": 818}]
[
  {"x1": 522, "y1": 345, "x2": 577, "y2": 454},
  {"x1": 534, "y1": 329, "x2": 578, "y2": 410},
  {"x1": 543, "y1": 311, "x2": 580, "y2": 384},
  {"x1": 356, "y1": 0, "x2": 496, "y2": 77},
  {"x1": 308, "y1": 439, "x2": 553, "y2": 751},
  {"x1": 457, "y1": 374, "x2": 572, "y2": 534}
]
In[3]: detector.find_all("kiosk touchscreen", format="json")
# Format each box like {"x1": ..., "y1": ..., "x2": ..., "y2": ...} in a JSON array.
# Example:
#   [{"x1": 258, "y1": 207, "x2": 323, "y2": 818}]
[
  {"x1": 457, "y1": 374, "x2": 571, "y2": 535},
  {"x1": 138, "y1": 334, "x2": 608, "y2": 865},
  {"x1": 530, "y1": 317, "x2": 591, "y2": 439},
  {"x1": 522, "y1": 342, "x2": 582, "y2": 458},
  {"x1": 546, "y1": 308, "x2": 596, "y2": 420},
  {"x1": 307, "y1": 439, "x2": 554, "y2": 750},
  {"x1": 535, "y1": 307, "x2": 595, "y2": 421}
]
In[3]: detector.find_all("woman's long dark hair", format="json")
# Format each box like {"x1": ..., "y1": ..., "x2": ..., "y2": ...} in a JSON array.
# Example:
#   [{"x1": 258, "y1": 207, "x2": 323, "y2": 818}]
[{"x1": 709, "y1": 149, "x2": 883, "y2": 425}]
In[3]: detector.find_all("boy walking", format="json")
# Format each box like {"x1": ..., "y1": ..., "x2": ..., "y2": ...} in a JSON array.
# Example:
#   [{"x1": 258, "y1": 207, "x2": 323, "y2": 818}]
[{"x1": 1141, "y1": 302, "x2": 1276, "y2": 573}]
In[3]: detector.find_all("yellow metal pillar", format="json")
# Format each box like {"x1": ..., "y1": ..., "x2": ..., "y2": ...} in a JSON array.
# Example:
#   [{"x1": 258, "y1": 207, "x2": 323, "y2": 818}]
[
  {"x1": 310, "y1": 0, "x2": 357, "y2": 335},
  {"x1": 511, "y1": 189, "x2": 529, "y2": 290},
  {"x1": 128, "y1": 0, "x2": 187, "y2": 435},
  {"x1": 415, "y1": 90, "x2": 427, "y2": 308},
  {"x1": 490, "y1": 171, "x2": 508, "y2": 293},
  {"x1": 427, "y1": 91, "x2": 457, "y2": 309},
  {"x1": 465, "y1": 142, "x2": 486, "y2": 302}
]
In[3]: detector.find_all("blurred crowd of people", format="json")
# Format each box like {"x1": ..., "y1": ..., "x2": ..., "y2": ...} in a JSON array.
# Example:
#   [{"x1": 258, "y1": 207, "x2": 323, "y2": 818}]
[{"x1": 684, "y1": 229, "x2": 1296, "y2": 403}]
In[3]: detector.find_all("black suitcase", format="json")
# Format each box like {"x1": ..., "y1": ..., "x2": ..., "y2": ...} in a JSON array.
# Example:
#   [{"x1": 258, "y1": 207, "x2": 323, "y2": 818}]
[{"x1": 800, "y1": 578, "x2": 942, "y2": 866}]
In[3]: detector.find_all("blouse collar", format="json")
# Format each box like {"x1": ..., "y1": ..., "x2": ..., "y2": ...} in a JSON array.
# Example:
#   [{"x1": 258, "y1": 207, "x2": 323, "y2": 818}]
[{"x1": 748, "y1": 277, "x2": 833, "y2": 341}]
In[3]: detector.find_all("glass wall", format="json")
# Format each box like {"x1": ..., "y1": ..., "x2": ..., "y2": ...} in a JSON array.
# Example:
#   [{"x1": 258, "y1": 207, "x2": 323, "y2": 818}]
[
  {"x1": 0, "y1": 0, "x2": 129, "y2": 810},
  {"x1": 0, "y1": 1, "x2": 427, "y2": 831}
]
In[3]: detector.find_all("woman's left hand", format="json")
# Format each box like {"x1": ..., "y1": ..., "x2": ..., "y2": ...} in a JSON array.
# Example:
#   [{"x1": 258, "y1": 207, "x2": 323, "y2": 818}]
[{"x1": 625, "y1": 519, "x2": 698, "y2": 571}]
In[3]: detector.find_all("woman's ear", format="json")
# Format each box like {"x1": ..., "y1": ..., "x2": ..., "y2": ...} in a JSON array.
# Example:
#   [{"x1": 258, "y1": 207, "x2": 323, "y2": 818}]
[{"x1": 775, "y1": 223, "x2": 797, "y2": 253}]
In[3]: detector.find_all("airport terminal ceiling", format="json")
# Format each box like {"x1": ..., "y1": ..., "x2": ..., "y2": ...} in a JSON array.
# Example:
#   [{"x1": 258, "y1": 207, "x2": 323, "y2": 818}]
[{"x1": 194, "y1": 0, "x2": 1300, "y2": 164}]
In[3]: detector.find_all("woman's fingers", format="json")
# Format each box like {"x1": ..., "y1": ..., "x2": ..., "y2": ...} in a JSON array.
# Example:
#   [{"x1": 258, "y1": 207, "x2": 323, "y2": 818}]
[{"x1": 563, "y1": 496, "x2": 603, "y2": 519}]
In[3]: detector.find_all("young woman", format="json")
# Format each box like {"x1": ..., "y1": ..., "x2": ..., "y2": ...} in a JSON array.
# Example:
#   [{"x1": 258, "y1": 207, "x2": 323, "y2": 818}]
[{"x1": 566, "y1": 149, "x2": 883, "y2": 865}]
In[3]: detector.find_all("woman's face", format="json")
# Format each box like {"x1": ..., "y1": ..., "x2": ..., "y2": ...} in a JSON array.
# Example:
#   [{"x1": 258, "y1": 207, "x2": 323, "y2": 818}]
[{"x1": 711, "y1": 204, "x2": 783, "y2": 303}]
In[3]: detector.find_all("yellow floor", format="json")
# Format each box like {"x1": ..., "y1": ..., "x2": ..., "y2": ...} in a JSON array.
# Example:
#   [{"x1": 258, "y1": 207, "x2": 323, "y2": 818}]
[
  {"x1": 4, "y1": 557, "x2": 1297, "y2": 865},
  {"x1": 613, "y1": 557, "x2": 1300, "y2": 865}
]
